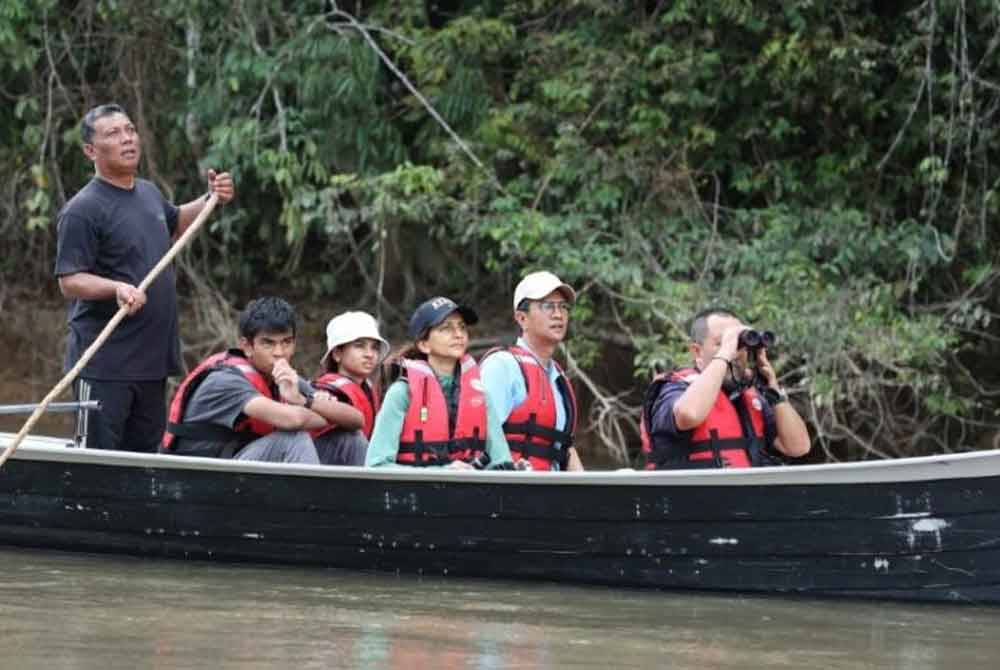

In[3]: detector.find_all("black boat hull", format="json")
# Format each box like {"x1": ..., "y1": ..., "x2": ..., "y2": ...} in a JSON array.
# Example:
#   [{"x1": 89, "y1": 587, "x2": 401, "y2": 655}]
[{"x1": 3, "y1": 435, "x2": 1000, "y2": 604}]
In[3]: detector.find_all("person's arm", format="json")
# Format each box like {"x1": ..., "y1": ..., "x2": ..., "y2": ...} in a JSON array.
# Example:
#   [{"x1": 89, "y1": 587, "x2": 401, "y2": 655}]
[
  {"x1": 303, "y1": 380, "x2": 364, "y2": 430},
  {"x1": 483, "y1": 394, "x2": 514, "y2": 466},
  {"x1": 756, "y1": 349, "x2": 810, "y2": 458},
  {"x1": 54, "y1": 207, "x2": 146, "y2": 315},
  {"x1": 554, "y1": 371, "x2": 584, "y2": 471},
  {"x1": 672, "y1": 326, "x2": 744, "y2": 430},
  {"x1": 242, "y1": 395, "x2": 327, "y2": 431},
  {"x1": 771, "y1": 401, "x2": 811, "y2": 458},
  {"x1": 365, "y1": 381, "x2": 409, "y2": 467},
  {"x1": 239, "y1": 359, "x2": 324, "y2": 431},
  {"x1": 564, "y1": 447, "x2": 584, "y2": 471},
  {"x1": 175, "y1": 169, "x2": 235, "y2": 238},
  {"x1": 57, "y1": 273, "x2": 146, "y2": 315},
  {"x1": 479, "y1": 352, "x2": 521, "y2": 423},
  {"x1": 186, "y1": 368, "x2": 320, "y2": 433}
]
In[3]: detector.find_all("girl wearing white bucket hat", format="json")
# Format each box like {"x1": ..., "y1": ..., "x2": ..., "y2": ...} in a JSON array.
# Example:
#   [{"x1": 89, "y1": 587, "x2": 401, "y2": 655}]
[{"x1": 310, "y1": 311, "x2": 390, "y2": 465}]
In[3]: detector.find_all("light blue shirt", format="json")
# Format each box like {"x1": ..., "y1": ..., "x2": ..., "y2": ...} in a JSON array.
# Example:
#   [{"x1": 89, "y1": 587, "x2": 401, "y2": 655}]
[
  {"x1": 365, "y1": 373, "x2": 513, "y2": 469},
  {"x1": 479, "y1": 338, "x2": 570, "y2": 464}
]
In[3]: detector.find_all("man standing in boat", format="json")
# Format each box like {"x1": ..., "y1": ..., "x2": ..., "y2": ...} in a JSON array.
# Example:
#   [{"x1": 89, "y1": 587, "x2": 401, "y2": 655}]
[
  {"x1": 480, "y1": 271, "x2": 585, "y2": 471},
  {"x1": 54, "y1": 103, "x2": 234, "y2": 452},
  {"x1": 641, "y1": 308, "x2": 810, "y2": 469},
  {"x1": 162, "y1": 297, "x2": 361, "y2": 463}
]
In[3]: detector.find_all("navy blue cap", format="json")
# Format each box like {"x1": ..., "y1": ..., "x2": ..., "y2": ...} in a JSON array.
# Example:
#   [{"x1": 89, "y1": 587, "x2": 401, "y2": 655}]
[{"x1": 408, "y1": 297, "x2": 479, "y2": 340}]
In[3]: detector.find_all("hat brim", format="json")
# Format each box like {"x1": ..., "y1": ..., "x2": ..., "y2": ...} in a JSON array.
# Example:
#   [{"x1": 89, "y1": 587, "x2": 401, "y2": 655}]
[
  {"x1": 454, "y1": 305, "x2": 479, "y2": 326},
  {"x1": 432, "y1": 304, "x2": 478, "y2": 329},
  {"x1": 515, "y1": 282, "x2": 577, "y2": 309},
  {"x1": 552, "y1": 284, "x2": 576, "y2": 303},
  {"x1": 414, "y1": 304, "x2": 479, "y2": 339},
  {"x1": 321, "y1": 336, "x2": 391, "y2": 368}
]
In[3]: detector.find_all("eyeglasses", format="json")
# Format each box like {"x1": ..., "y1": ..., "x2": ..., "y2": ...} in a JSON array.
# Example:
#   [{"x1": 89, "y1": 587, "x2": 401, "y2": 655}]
[{"x1": 534, "y1": 301, "x2": 573, "y2": 315}]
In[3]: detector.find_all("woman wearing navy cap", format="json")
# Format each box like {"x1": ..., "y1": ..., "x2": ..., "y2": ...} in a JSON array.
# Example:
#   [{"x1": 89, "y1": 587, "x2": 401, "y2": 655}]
[{"x1": 365, "y1": 297, "x2": 515, "y2": 469}]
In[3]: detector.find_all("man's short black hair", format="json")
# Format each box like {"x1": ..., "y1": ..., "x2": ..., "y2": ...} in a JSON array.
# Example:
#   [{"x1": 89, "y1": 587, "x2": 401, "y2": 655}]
[
  {"x1": 239, "y1": 297, "x2": 297, "y2": 340},
  {"x1": 81, "y1": 103, "x2": 128, "y2": 144},
  {"x1": 688, "y1": 307, "x2": 742, "y2": 344}
]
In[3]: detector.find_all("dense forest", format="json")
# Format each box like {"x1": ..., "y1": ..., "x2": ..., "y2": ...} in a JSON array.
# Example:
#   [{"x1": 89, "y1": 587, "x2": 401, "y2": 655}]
[{"x1": 1, "y1": 0, "x2": 998, "y2": 464}]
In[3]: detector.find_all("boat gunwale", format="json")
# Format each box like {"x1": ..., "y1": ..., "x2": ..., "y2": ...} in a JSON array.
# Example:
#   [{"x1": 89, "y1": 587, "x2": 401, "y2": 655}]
[{"x1": 3, "y1": 432, "x2": 999, "y2": 487}]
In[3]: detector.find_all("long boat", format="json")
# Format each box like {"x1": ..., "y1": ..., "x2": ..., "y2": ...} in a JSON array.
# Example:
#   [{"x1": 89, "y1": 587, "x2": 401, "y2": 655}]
[{"x1": 2, "y1": 431, "x2": 999, "y2": 604}]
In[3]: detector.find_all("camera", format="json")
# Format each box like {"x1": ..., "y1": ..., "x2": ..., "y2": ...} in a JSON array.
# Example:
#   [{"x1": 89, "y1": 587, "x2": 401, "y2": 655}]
[{"x1": 738, "y1": 329, "x2": 776, "y2": 352}]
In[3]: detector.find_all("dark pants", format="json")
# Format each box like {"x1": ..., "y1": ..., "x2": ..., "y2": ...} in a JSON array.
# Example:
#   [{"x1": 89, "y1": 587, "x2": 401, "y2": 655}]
[
  {"x1": 75, "y1": 378, "x2": 166, "y2": 453},
  {"x1": 235, "y1": 430, "x2": 320, "y2": 464},
  {"x1": 313, "y1": 430, "x2": 368, "y2": 466}
]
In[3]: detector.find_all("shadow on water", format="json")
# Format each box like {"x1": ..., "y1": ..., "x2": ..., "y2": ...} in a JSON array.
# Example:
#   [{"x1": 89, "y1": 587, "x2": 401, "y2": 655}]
[{"x1": 1, "y1": 547, "x2": 999, "y2": 669}]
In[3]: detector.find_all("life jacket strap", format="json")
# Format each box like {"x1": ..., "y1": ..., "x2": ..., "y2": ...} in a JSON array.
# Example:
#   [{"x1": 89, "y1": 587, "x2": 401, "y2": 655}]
[
  {"x1": 647, "y1": 436, "x2": 751, "y2": 469},
  {"x1": 504, "y1": 415, "x2": 574, "y2": 448},
  {"x1": 397, "y1": 436, "x2": 486, "y2": 466},
  {"x1": 506, "y1": 439, "x2": 570, "y2": 469}
]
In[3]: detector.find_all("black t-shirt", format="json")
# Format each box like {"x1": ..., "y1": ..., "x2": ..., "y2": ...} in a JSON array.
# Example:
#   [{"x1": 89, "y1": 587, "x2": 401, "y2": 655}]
[{"x1": 54, "y1": 177, "x2": 182, "y2": 380}]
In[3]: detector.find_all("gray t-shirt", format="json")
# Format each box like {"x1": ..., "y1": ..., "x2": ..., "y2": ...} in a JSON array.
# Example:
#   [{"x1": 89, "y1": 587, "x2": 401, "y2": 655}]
[
  {"x1": 54, "y1": 177, "x2": 181, "y2": 380},
  {"x1": 171, "y1": 366, "x2": 313, "y2": 457}
]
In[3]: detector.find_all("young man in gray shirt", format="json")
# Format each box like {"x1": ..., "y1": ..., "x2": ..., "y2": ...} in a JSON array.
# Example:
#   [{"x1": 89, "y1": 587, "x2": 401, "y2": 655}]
[{"x1": 162, "y1": 297, "x2": 362, "y2": 463}]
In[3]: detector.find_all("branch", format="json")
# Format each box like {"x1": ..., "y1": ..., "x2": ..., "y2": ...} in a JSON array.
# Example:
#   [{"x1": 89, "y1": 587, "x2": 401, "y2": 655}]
[{"x1": 326, "y1": 5, "x2": 504, "y2": 193}]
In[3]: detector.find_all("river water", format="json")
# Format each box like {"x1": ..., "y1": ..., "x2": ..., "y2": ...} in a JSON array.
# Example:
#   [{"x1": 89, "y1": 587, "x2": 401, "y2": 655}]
[{"x1": 1, "y1": 548, "x2": 997, "y2": 669}]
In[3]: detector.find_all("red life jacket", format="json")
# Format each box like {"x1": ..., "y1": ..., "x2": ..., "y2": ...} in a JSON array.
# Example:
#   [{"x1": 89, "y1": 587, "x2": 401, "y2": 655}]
[
  {"x1": 483, "y1": 346, "x2": 578, "y2": 471},
  {"x1": 638, "y1": 371, "x2": 670, "y2": 469},
  {"x1": 161, "y1": 349, "x2": 275, "y2": 452},
  {"x1": 311, "y1": 373, "x2": 380, "y2": 439},
  {"x1": 397, "y1": 356, "x2": 487, "y2": 466},
  {"x1": 640, "y1": 367, "x2": 767, "y2": 469}
]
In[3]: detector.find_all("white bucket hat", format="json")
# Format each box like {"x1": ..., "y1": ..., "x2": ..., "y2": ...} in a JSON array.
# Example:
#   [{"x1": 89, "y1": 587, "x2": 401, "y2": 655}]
[
  {"x1": 513, "y1": 271, "x2": 577, "y2": 310},
  {"x1": 323, "y1": 311, "x2": 390, "y2": 364}
]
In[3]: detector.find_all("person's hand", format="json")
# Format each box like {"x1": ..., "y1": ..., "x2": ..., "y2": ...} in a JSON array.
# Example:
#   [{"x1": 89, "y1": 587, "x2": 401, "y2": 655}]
[
  {"x1": 718, "y1": 324, "x2": 748, "y2": 361},
  {"x1": 272, "y1": 359, "x2": 304, "y2": 404},
  {"x1": 115, "y1": 282, "x2": 146, "y2": 316},
  {"x1": 446, "y1": 460, "x2": 474, "y2": 470},
  {"x1": 756, "y1": 347, "x2": 779, "y2": 388},
  {"x1": 206, "y1": 169, "x2": 235, "y2": 205}
]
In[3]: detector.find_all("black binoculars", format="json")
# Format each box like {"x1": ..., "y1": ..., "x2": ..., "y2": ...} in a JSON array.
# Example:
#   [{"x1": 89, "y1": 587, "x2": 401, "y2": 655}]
[{"x1": 738, "y1": 329, "x2": 776, "y2": 351}]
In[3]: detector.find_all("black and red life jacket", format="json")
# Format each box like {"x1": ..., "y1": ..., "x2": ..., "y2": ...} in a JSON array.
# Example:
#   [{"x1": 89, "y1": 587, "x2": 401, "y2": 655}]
[
  {"x1": 396, "y1": 355, "x2": 488, "y2": 466},
  {"x1": 640, "y1": 367, "x2": 767, "y2": 469},
  {"x1": 482, "y1": 345, "x2": 578, "y2": 471},
  {"x1": 638, "y1": 370, "x2": 670, "y2": 469},
  {"x1": 161, "y1": 349, "x2": 275, "y2": 452},
  {"x1": 311, "y1": 372, "x2": 380, "y2": 440}
]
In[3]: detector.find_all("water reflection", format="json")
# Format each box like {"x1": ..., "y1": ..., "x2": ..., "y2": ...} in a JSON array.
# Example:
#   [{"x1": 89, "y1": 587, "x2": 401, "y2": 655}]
[{"x1": 1, "y1": 548, "x2": 998, "y2": 669}]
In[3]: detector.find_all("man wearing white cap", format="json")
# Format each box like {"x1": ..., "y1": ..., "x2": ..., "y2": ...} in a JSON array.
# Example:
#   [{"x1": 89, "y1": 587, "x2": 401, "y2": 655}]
[
  {"x1": 480, "y1": 271, "x2": 585, "y2": 471},
  {"x1": 311, "y1": 311, "x2": 390, "y2": 465}
]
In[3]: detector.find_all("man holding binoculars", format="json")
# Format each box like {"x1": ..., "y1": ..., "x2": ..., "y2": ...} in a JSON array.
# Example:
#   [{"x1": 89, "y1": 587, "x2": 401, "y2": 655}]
[{"x1": 641, "y1": 308, "x2": 810, "y2": 469}]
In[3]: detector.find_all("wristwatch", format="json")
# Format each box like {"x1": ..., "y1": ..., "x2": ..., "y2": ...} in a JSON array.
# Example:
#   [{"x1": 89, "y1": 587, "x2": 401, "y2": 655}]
[
  {"x1": 302, "y1": 389, "x2": 316, "y2": 410},
  {"x1": 762, "y1": 387, "x2": 788, "y2": 406}
]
